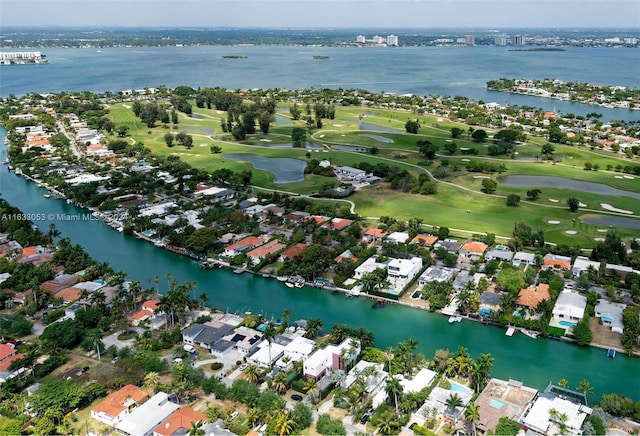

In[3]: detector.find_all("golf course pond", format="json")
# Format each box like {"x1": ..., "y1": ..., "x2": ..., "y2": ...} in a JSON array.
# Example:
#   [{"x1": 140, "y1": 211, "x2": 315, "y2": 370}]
[
  {"x1": 581, "y1": 215, "x2": 640, "y2": 230},
  {"x1": 499, "y1": 175, "x2": 640, "y2": 200},
  {"x1": 359, "y1": 133, "x2": 394, "y2": 143},
  {"x1": 224, "y1": 153, "x2": 306, "y2": 183}
]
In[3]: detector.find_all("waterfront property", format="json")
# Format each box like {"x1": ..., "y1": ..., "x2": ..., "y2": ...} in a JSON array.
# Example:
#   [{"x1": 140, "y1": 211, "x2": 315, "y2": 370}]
[
  {"x1": 474, "y1": 378, "x2": 538, "y2": 435},
  {"x1": 516, "y1": 284, "x2": 551, "y2": 311},
  {"x1": 387, "y1": 257, "x2": 423, "y2": 293},
  {"x1": 518, "y1": 392, "x2": 592, "y2": 436},
  {"x1": 303, "y1": 338, "x2": 360, "y2": 380},
  {"x1": 594, "y1": 299, "x2": 626, "y2": 334}
]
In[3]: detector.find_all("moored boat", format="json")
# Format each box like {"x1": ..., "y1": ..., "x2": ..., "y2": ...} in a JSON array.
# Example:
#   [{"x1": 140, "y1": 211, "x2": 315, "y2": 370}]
[
  {"x1": 521, "y1": 329, "x2": 539, "y2": 339},
  {"x1": 285, "y1": 282, "x2": 295, "y2": 288},
  {"x1": 448, "y1": 315, "x2": 462, "y2": 323},
  {"x1": 607, "y1": 349, "x2": 616, "y2": 358}
]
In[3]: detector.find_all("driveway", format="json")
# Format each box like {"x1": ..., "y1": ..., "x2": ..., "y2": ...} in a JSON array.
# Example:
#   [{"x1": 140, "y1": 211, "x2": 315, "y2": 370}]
[{"x1": 102, "y1": 328, "x2": 143, "y2": 350}]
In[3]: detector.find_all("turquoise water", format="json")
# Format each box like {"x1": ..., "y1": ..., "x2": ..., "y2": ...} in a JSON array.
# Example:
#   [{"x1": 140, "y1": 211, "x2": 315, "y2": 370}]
[
  {"x1": 94, "y1": 279, "x2": 105, "y2": 285},
  {"x1": 141, "y1": 230, "x2": 155, "y2": 237},
  {"x1": 489, "y1": 399, "x2": 506, "y2": 410},
  {"x1": 449, "y1": 380, "x2": 472, "y2": 394},
  {"x1": 559, "y1": 321, "x2": 577, "y2": 328}
]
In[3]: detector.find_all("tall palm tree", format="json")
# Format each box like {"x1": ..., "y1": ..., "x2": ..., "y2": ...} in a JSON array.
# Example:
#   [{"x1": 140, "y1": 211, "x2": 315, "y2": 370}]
[
  {"x1": 245, "y1": 364, "x2": 260, "y2": 383},
  {"x1": 143, "y1": 371, "x2": 160, "y2": 391},
  {"x1": 187, "y1": 421, "x2": 205, "y2": 436},
  {"x1": 199, "y1": 292, "x2": 209, "y2": 308},
  {"x1": 464, "y1": 403, "x2": 481, "y2": 436},
  {"x1": 304, "y1": 318, "x2": 323, "y2": 339},
  {"x1": 263, "y1": 322, "x2": 277, "y2": 367},
  {"x1": 385, "y1": 376, "x2": 404, "y2": 419},
  {"x1": 303, "y1": 377, "x2": 319, "y2": 399},
  {"x1": 272, "y1": 372, "x2": 289, "y2": 395},
  {"x1": 281, "y1": 308, "x2": 291, "y2": 327},
  {"x1": 445, "y1": 393, "x2": 464, "y2": 420},
  {"x1": 576, "y1": 379, "x2": 594, "y2": 403},
  {"x1": 272, "y1": 411, "x2": 295, "y2": 436}
]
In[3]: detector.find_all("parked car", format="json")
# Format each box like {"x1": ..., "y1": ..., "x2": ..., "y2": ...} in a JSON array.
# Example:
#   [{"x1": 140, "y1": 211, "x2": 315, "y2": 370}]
[
  {"x1": 360, "y1": 414, "x2": 370, "y2": 424},
  {"x1": 291, "y1": 394, "x2": 303, "y2": 401}
]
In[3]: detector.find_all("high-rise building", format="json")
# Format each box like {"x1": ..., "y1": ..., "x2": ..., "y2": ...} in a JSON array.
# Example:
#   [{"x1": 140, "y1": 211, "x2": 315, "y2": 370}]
[
  {"x1": 386, "y1": 35, "x2": 398, "y2": 46},
  {"x1": 465, "y1": 35, "x2": 476, "y2": 46},
  {"x1": 494, "y1": 34, "x2": 507, "y2": 46},
  {"x1": 356, "y1": 35, "x2": 366, "y2": 44},
  {"x1": 372, "y1": 35, "x2": 385, "y2": 44},
  {"x1": 512, "y1": 35, "x2": 526, "y2": 46}
]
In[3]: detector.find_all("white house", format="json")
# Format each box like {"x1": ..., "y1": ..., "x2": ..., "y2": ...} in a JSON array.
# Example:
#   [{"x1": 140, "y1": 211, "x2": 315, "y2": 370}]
[
  {"x1": 115, "y1": 392, "x2": 179, "y2": 436},
  {"x1": 595, "y1": 299, "x2": 625, "y2": 334},
  {"x1": 354, "y1": 256, "x2": 389, "y2": 279},
  {"x1": 342, "y1": 360, "x2": 388, "y2": 394},
  {"x1": 552, "y1": 291, "x2": 587, "y2": 323},
  {"x1": 571, "y1": 256, "x2": 601, "y2": 278},
  {"x1": 418, "y1": 266, "x2": 454, "y2": 286},
  {"x1": 386, "y1": 232, "x2": 410, "y2": 244},
  {"x1": 387, "y1": 257, "x2": 423, "y2": 293},
  {"x1": 246, "y1": 341, "x2": 286, "y2": 368},
  {"x1": 513, "y1": 251, "x2": 536, "y2": 267},
  {"x1": 222, "y1": 326, "x2": 262, "y2": 355},
  {"x1": 283, "y1": 336, "x2": 316, "y2": 362},
  {"x1": 304, "y1": 338, "x2": 360, "y2": 380},
  {"x1": 518, "y1": 393, "x2": 592, "y2": 436}
]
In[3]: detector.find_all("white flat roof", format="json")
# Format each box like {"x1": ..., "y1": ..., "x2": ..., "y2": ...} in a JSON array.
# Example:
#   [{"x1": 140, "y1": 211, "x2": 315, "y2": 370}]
[
  {"x1": 115, "y1": 392, "x2": 178, "y2": 436},
  {"x1": 552, "y1": 291, "x2": 587, "y2": 319},
  {"x1": 520, "y1": 394, "x2": 592, "y2": 436},
  {"x1": 398, "y1": 368, "x2": 437, "y2": 393}
]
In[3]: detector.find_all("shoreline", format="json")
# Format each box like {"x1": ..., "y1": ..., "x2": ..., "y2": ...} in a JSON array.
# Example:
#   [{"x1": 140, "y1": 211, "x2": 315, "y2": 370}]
[
  {"x1": 17, "y1": 168, "x2": 636, "y2": 357},
  {"x1": 486, "y1": 87, "x2": 639, "y2": 111}
]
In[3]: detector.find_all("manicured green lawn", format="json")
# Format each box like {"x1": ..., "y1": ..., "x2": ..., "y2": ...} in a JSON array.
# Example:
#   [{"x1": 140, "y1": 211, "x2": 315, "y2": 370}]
[{"x1": 106, "y1": 101, "x2": 640, "y2": 245}]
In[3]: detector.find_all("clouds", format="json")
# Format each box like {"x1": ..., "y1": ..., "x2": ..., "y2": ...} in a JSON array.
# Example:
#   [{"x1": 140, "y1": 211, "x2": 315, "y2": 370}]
[{"x1": 1, "y1": 0, "x2": 638, "y2": 28}]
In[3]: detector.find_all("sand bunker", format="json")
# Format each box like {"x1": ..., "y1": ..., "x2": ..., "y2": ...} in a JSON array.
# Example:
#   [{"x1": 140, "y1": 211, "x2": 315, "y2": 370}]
[
  {"x1": 547, "y1": 220, "x2": 561, "y2": 224},
  {"x1": 614, "y1": 176, "x2": 623, "y2": 179},
  {"x1": 565, "y1": 230, "x2": 578, "y2": 235},
  {"x1": 333, "y1": 124, "x2": 344, "y2": 127},
  {"x1": 594, "y1": 237, "x2": 605, "y2": 241},
  {"x1": 579, "y1": 202, "x2": 587, "y2": 207},
  {"x1": 600, "y1": 203, "x2": 633, "y2": 214},
  {"x1": 548, "y1": 199, "x2": 559, "y2": 203},
  {"x1": 461, "y1": 159, "x2": 470, "y2": 162},
  {"x1": 624, "y1": 175, "x2": 635, "y2": 179},
  {"x1": 260, "y1": 139, "x2": 272, "y2": 142},
  {"x1": 122, "y1": 104, "x2": 131, "y2": 109},
  {"x1": 473, "y1": 175, "x2": 490, "y2": 179},
  {"x1": 597, "y1": 229, "x2": 609, "y2": 233}
]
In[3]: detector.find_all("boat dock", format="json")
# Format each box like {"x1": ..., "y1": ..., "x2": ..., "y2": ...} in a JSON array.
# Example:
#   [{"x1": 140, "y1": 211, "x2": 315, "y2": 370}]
[{"x1": 505, "y1": 327, "x2": 516, "y2": 336}]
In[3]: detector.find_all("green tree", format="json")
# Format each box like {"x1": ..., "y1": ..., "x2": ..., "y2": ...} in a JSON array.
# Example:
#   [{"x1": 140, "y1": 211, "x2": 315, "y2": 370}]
[
  {"x1": 567, "y1": 197, "x2": 580, "y2": 213},
  {"x1": 472, "y1": 129, "x2": 487, "y2": 142},
  {"x1": 492, "y1": 417, "x2": 520, "y2": 436},
  {"x1": 573, "y1": 320, "x2": 593, "y2": 345},
  {"x1": 506, "y1": 194, "x2": 521, "y2": 207},
  {"x1": 417, "y1": 139, "x2": 438, "y2": 159},
  {"x1": 316, "y1": 414, "x2": 346, "y2": 436},
  {"x1": 304, "y1": 318, "x2": 323, "y2": 338},
  {"x1": 445, "y1": 393, "x2": 464, "y2": 416},
  {"x1": 451, "y1": 127, "x2": 463, "y2": 138},
  {"x1": 444, "y1": 141, "x2": 457, "y2": 155},
  {"x1": 465, "y1": 403, "x2": 481, "y2": 436},
  {"x1": 481, "y1": 178, "x2": 497, "y2": 194},
  {"x1": 526, "y1": 189, "x2": 542, "y2": 200},
  {"x1": 405, "y1": 119, "x2": 420, "y2": 134}
]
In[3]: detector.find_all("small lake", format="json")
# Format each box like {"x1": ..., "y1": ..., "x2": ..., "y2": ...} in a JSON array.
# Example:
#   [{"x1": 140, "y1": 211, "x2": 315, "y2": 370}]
[
  {"x1": 188, "y1": 114, "x2": 205, "y2": 120},
  {"x1": 359, "y1": 134, "x2": 394, "y2": 143},
  {"x1": 582, "y1": 215, "x2": 640, "y2": 230},
  {"x1": 332, "y1": 145, "x2": 370, "y2": 152},
  {"x1": 225, "y1": 153, "x2": 306, "y2": 183},
  {"x1": 359, "y1": 121, "x2": 403, "y2": 133},
  {"x1": 499, "y1": 175, "x2": 640, "y2": 201},
  {"x1": 274, "y1": 115, "x2": 293, "y2": 126},
  {"x1": 249, "y1": 141, "x2": 323, "y2": 150},
  {"x1": 178, "y1": 126, "x2": 216, "y2": 135}
]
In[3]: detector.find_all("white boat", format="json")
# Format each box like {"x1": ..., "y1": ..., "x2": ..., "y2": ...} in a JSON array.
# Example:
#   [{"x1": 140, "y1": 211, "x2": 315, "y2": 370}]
[
  {"x1": 276, "y1": 276, "x2": 289, "y2": 282},
  {"x1": 448, "y1": 315, "x2": 462, "y2": 323},
  {"x1": 294, "y1": 282, "x2": 304, "y2": 288},
  {"x1": 521, "y1": 329, "x2": 539, "y2": 339},
  {"x1": 43, "y1": 194, "x2": 51, "y2": 198},
  {"x1": 285, "y1": 282, "x2": 295, "y2": 288}
]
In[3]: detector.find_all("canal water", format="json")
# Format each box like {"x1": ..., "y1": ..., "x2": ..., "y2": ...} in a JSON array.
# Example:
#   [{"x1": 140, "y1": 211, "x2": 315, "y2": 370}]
[{"x1": 0, "y1": 126, "x2": 637, "y2": 401}]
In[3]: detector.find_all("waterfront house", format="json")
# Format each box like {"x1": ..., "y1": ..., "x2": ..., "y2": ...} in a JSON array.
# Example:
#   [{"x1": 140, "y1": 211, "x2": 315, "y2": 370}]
[
  {"x1": 551, "y1": 291, "x2": 587, "y2": 324},
  {"x1": 479, "y1": 291, "x2": 504, "y2": 316},
  {"x1": 279, "y1": 243, "x2": 309, "y2": 262},
  {"x1": 334, "y1": 249, "x2": 358, "y2": 264},
  {"x1": 516, "y1": 284, "x2": 551, "y2": 311},
  {"x1": 387, "y1": 257, "x2": 423, "y2": 293},
  {"x1": 282, "y1": 336, "x2": 316, "y2": 362},
  {"x1": 222, "y1": 235, "x2": 266, "y2": 258},
  {"x1": 130, "y1": 300, "x2": 162, "y2": 327},
  {"x1": 543, "y1": 254, "x2": 572, "y2": 270},
  {"x1": 474, "y1": 379, "x2": 538, "y2": 435},
  {"x1": 246, "y1": 239, "x2": 287, "y2": 264},
  {"x1": 246, "y1": 340, "x2": 286, "y2": 368},
  {"x1": 115, "y1": 392, "x2": 179, "y2": 436},
  {"x1": 304, "y1": 338, "x2": 360, "y2": 380},
  {"x1": 460, "y1": 241, "x2": 489, "y2": 260},
  {"x1": 594, "y1": 299, "x2": 625, "y2": 333},
  {"x1": 90, "y1": 384, "x2": 149, "y2": 426},
  {"x1": 418, "y1": 266, "x2": 454, "y2": 286},
  {"x1": 354, "y1": 256, "x2": 389, "y2": 280},
  {"x1": 152, "y1": 407, "x2": 206, "y2": 436},
  {"x1": 518, "y1": 393, "x2": 592, "y2": 436}
]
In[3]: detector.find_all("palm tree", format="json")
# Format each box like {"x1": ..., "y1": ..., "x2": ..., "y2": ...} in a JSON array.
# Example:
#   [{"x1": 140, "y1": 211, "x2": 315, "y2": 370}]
[
  {"x1": 385, "y1": 376, "x2": 404, "y2": 419},
  {"x1": 281, "y1": 308, "x2": 291, "y2": 327},
  {"x1": 198, "y1": 292, "x2": 209, "y2": 308},
  {"x1": 445, "y1": 393, "x2": 464, "y2": 420},
  {"x1": 272, "y1": 411, "x2": 295, "y2": 436},
  {"x1": 263, "y1": 322, "x2": 277, "y2": 367},
  {"x1": 187, "y1": 421, "x2": 205, "y2": 436},
  {"x1": 576, "y1": 379, "x2": 594, "y2": 403},
  {"x1": 245, "y1": 364, "x2": 260, "y2": 383},
  {"x1": 304, "y1": 317, "x2": 323, "y2": 339},
  {"x1": 303, "y1": 377, "x2": 319, "y2": 399},
  {"x1": 272, "y1": 372, "x2": 289, "y2": 395},
  {"x1": 558, "y1": 378, "x2": 568, "y2": 388},
  {"x1": 464, "y1": 403, "x2": 481, "y2": 436},
  {"x1": 48, "y1": 223, "x2": 61, "y2": 244},
  {"x1": 143, "y1": 371, "x2": 160, "y2": 390}
]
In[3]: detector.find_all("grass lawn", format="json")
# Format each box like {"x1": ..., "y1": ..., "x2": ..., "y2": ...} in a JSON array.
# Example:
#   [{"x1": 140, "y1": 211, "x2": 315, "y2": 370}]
[{"x1": 107, "y1": 101, "x2": 640, "y2": 245}]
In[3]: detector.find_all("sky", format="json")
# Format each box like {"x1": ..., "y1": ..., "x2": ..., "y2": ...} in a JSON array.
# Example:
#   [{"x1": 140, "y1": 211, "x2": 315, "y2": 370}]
[{"x1": 1, "y1": 0, "x2": 639, "y2": 29}]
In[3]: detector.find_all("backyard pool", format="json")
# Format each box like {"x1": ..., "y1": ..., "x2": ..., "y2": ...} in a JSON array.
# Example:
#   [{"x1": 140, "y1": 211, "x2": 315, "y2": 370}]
[
  {"x1": 559, "y1": 320, "x2": 577, "y2": 328},
  {"x1": 449, "y1": 380, "x2": 472, "y2": 394}
]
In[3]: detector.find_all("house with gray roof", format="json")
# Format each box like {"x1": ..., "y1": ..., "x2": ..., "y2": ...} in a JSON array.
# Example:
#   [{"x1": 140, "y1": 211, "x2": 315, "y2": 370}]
[
  {"x1": 595, "y1": 299, "x2": 625, "y2": 334},
  {"x1": 484, "y1": 248, "x2": 514, "y2": 263},
  {"x1": 479, "y1": 291, "x2": 503, "y2": 316},
  {"x1": 513, "y1": 251, "x2": 536, "y2": 267}
]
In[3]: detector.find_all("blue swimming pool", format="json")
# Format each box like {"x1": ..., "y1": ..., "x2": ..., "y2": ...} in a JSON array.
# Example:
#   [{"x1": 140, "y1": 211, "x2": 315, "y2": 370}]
[
  {"x1": 449, "y1": 380, "x2": 472, "y2": 394},
  {"x1": 559, "y1": 320, "x2": 577, "y2": 328},
  {"x1": 489, "y1": 399, "x2": 506, "y2": 410}
]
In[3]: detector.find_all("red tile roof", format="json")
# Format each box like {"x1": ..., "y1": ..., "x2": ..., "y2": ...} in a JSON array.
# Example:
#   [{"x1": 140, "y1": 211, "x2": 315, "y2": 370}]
[
  {"x1": 91, "y1": 384, "x2": 148, "y2": 419},
  {"x1": 410, "y1": 234, "x2": 438, "y2": 246},
  {"x1": 153, "y1": 407, "x2": 207, "y2": 436},
  {"x1": 516, "y1": 284, "x2": 551, "y2": 309},
  {"x1": 55, "y1": 286, "x2": 82, "y2": 302},
  {"x1": 461, "y1": 241, "x2": 489, "y2": 254},
  {"x1": 279, "y1": 243, "x2": 308, "y2": 260}
]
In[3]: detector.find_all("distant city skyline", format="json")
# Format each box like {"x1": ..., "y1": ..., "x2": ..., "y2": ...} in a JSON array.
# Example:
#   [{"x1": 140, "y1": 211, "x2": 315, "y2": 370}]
[{"x1": 1, "y1": 0, "x2": 639, "y2": 29}]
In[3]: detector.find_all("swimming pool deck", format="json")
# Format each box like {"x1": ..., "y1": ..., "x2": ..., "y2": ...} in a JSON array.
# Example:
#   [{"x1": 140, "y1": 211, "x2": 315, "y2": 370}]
[{"x1": 474, "y1": 378, "x2": 538, "y2": 434}]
